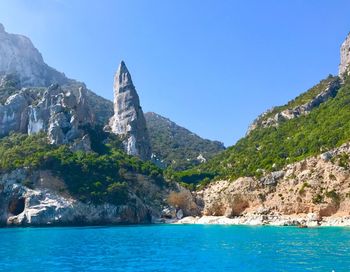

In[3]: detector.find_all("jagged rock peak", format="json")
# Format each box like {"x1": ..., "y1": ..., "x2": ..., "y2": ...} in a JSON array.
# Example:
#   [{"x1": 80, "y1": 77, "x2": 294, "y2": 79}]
[
  {"x1": 0, "y1": 23, "x2": 5, "y2": 32},
  {"x1": 115, "y1": 60, "x2": 133, "y2": 88},
  {"x1": 339, "y1": 32, "x2": 350, "y2": 78},
  {"x1": 109, "y1": 61, "x2": 151, "y2": 160}
]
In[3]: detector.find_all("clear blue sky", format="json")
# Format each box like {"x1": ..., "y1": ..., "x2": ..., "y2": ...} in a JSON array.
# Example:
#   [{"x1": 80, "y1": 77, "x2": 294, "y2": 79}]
[{"x1": 1, "y1": 0, "x2": 350, "y2": 146}]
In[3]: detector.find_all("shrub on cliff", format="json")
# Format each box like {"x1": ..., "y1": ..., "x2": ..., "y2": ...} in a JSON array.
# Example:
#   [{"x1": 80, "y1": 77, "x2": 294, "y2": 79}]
[
  {"x1": 0, "y1": 128, "x2": 165, "y2": 205},
  {"x1": 178, "y1": 77, "x2": 350, "y2": 185}
]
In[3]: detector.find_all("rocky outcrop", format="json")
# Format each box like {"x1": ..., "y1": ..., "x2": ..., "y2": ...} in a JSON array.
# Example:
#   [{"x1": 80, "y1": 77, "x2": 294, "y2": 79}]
[
  {"x1": 0, "y1": 22, "x2": 115, "y2": 149},
  {"x1": 339, "y1": 32, "x2": 350, "y2": 78},
  {"x1": 109, "y1": 61, "x2": 151, "y2": 160},
  {"x1": 247, "y1": 77, "x2": 341, "y2": 134},
  {"x1": 0, "y1": 23, "x2": 113, "y2": 148},
  {"x1": 247, "y1": 31, "x2": 350, "y2": 135},
  {"x1": 0, "y1": 90, "x2": 31, "y2": 135},
  {"x1": 0, "y1": 23, "x2": 68, "y2": 87},
  {"x1": 0, "y1": 169, "x2": 172, "y2": 226},
  {"x1": 30, "y1": 84, "x2": 93, "y2": 145},
  {"x1": 187, "y1": 142, "x2": 350, "y2": 225},
  {"x1": 0, "y1": 83, "x2": 94, "y2": 149}
]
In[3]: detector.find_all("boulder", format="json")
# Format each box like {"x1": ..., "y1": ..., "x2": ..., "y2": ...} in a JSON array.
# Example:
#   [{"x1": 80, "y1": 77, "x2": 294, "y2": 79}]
[{"x1": 176, "y1": 209, "x2": 184, "y2": 219}]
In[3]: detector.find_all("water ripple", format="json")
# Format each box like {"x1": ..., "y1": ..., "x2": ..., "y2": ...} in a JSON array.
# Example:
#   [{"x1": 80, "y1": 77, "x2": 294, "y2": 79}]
[{"x1": 0, "y1": 225, "x2": 349, "y2": 271}]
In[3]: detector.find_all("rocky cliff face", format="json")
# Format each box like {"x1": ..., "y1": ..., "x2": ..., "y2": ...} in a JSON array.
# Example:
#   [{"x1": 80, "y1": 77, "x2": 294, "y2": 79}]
[
  {"x1": 0, "y1": 81, "x2": 94, "y2": 149},
  {"x1": 109, "y1": 61, "x2": 151, "y2": 160},
  {"x1": 29, "y1": 84, "x2": 93, "y2": 146},
  {"x1": 0, "y1": 23, "x2": 68, "y2": 87},
  {"x1": 0, "y1": 169, "x2": 170, "y2": 226},
  {"x1": 190, "y1": 143, "x2": 350, "y2": 226},
  {"x1": 247, "y1": 77, "x2": 341, "y2": 134},
  {"x1": 246, "y1": 32, "x2": 350, "y2": 135},
  {"x1": 0, "y1": 23, "x2": 186, "y2": 226},
  {"x1": 0, "y1": 24, "x2": 114, "y2": 149},
  {"x1": 339, "y1": 32, "x2": 350, "y2": 78}
]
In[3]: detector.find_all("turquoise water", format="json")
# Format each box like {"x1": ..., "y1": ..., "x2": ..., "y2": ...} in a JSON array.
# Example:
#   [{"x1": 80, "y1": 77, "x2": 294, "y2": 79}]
[{"x1": 0, "y1": 225, "x2": 349, "y2": 271}]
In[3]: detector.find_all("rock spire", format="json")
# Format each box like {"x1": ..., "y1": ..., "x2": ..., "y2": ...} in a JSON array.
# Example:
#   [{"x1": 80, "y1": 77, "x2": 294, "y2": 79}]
[
  {"x1": 339, "y1": 32, "x2": 350, "y2": 78},
  {"x1": 109, "y1": 61, "x2": 151, "y2": 160}
]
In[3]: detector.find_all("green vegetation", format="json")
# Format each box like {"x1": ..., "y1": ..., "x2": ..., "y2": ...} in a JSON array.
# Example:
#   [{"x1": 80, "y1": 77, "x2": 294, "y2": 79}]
[
  {"x1": 145, "y1": 112, "x2": 225, "y2": 171},
  {"x1": 299, "y1": 182, "x2": 311, "y2": 196},
  {"x1": 0, "y1": 129, "x2": 164, "y2": 205},
  {"x1": 312, "y1": 189, "x2": 341, "y2": 205},
  {"x1": 325, "y1": 190, "x2": 340, "y2": 204},
  {"x1": 259, "y1": 75, "x2": 337, "y2": 121},
  {"x1": 312, "y1": 193, "x2": 324, "y2": 204},
  {"x1": 332, "y1": 153, "x2": 350, "y2": 169},
  {"x1": 176, "y1": 76, "x2": 350, "y2": 185}
]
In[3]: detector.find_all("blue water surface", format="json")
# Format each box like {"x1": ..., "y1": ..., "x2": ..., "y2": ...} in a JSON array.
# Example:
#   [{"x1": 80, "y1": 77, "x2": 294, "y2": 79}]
[{"x1": 0, "y1": 224, "x2": 349, "y2": 271}]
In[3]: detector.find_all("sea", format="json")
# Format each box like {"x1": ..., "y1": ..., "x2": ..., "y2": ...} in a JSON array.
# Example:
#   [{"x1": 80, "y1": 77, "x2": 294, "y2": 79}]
[{"x1": 0, "y1": 224, "x2": 349, "y2": 271}]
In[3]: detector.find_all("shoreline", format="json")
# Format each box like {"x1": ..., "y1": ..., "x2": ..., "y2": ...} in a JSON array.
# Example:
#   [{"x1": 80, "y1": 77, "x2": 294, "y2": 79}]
[{"x1": 174, "y1": 214, "x2": 350, "y2": 227}]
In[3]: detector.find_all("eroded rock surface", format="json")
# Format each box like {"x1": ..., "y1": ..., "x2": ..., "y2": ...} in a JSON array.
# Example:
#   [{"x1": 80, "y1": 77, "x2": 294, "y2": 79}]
[
  {"x1": 247, "y1": 77, "x2": 341, "y2": 134},
  {"x1": 0, "y1": 169, "x2": 170, "y2": 226},
  {"x1": 190, "y1": 143, "x2": 350, "y2": 225},
  {"x1": 0, "y1": 23, "x2": 68, "y2": 87},
  {"x1": 339, "y1": 32, "x2": 350, "y2": 78},
  {"x1": 109, "y1": 61, "x2": 151, "y2": 160},
  {"x1": 0, "y1": 83, "x2": 94, "y2": 149}
]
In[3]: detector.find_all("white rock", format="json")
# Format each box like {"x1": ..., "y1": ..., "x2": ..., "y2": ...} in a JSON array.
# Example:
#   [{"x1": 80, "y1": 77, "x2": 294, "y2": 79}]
[{"x1": 176, "y1": 209, "x2": 184, "y2": 219}]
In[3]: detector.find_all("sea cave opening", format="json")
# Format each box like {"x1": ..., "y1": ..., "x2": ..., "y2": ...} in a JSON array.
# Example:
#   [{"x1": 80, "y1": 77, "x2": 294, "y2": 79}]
[{"x1": 8, "y1": 197, "x2": 25, "y2": 216}]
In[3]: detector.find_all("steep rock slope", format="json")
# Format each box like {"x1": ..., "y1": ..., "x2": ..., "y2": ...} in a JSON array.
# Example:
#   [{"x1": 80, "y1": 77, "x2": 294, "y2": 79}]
[
  {"x1": 1, "y1": 169, "x2": 152, "y2": 226},
  {"x1": 109, "y1": 61, "x2": 151, "y2": 160},
  {"x1": 247, "y1": 76, "x2": 340, "y2": 134},
  {"x1": 0, "y1": 80, "x2": 95, "y2": 149},
  {"x1": 0, "y1": 23, "x2": 68, "y2": 87},
  {"x1": 247, "y1": 33, "x2": 350, "y2": 135},
  {"x1": 339, "y1": 32, "x2": 350, "y2": 78},
  {"x1": 176, "y1": 32, "x2": 350, "y2": 226},
  {"x1": 0, "y1": 24, "x2": 173, "y2": 226},
  {"x1": 193, "y1": 76, "x2": 350, "y2": 182},
  {"x1": 190, "y1": 143, "x2": 350, "y2": 226},
  {"x1": 0, "y1": 24, "x2": 113, "y2": 137},
  {"x1": 0, "y1": 133, "x2": 173, "y2": 226},
  {"x1": 177, "y1": 32, "x2": 350, "y2": 187},
  {"x1": 145, "y1": 112, "x2": 225, "y2": 170}
]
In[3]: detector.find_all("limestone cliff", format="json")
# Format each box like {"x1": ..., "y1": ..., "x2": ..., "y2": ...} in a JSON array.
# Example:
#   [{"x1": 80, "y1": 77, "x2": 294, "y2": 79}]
[
  {"x1": 339, "y1": 32, "x2": 350, "y2": 78},
  {"x1": 0, "y1": 82, "x2": 94, "y2": 149},
  {"x1": 247, "y1": 77, "x2": 341, "y2": 134},
  {"x1": 0, "y1": 23, "x2": 68, "y2": 87},
  {"x1": 0, "y1": 169, "x2": 171, "y2": 226},
  {"x1": 0, "y1": 23, "x2": 178, "y2": 227},
  {"x1": 247, "y1": 32, "x2": 350, "y2": 135},
  {"x1": 0, "y1": 23, "x2": 113, "y2": 149},
  {"x1": 189, "y1": 143, "x2": 350, "y2": 226},
  {"x1": 109, "y1": 61, "x2": 151, "y2": 160}
]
